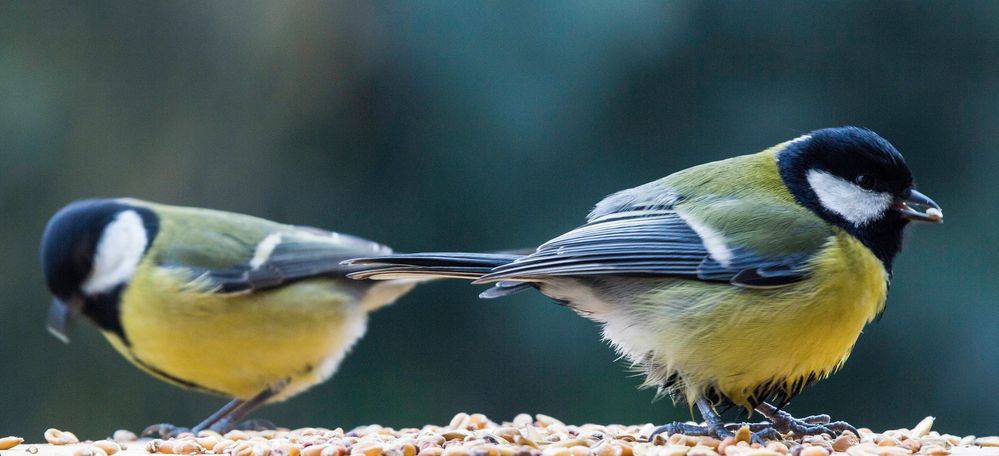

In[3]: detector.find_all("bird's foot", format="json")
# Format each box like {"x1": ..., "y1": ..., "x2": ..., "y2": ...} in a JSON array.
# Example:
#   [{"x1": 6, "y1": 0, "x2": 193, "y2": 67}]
[
  {"x1": 766, "y1": 410, "x2": 858, "y2": 437},
  {"x1": 650, "y1": 422, "x2": 779, "y2": 445},
  {"x1": 141, "y1": 423, "x2": 193, "y2": 439},
  {"x1": 204, "y1": 418, "x2": 277, "y2": 434},
  {"x1": 651, "y1": 421, "x2": 731, "y2": 439}
]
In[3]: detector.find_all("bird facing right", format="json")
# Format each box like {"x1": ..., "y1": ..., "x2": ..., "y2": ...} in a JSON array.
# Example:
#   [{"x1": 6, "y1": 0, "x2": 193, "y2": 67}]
[{"x1": 347, "y1": 126, "x2": 943, "y2": 441}]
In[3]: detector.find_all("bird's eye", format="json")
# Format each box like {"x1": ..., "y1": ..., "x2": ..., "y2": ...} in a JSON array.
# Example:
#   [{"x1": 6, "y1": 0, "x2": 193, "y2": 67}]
[{"x1": 854, "y1": 174, "x2": 876, "y2": 190}]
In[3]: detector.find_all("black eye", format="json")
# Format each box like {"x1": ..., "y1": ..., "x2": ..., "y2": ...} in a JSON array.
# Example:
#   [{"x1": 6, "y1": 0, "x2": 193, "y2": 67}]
[{"x1": 854, "y1": 174, "x2": 876, "y2": 190}]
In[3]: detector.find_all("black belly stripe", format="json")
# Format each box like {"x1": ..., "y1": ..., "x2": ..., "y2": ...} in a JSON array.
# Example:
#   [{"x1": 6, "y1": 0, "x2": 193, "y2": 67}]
[{"x1": 130, "y1": 355, "x2": 229, "y2": 397}]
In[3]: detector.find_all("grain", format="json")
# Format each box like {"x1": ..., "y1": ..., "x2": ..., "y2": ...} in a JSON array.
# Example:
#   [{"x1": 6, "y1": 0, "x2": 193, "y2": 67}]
[
  {"x1": 0, "y1": 437, "x2": 23, "y2": 450},
  {"x1": 53, "y1": 413, "x2": 995, "y2": 456},
  {"x1": 44, "y1": 428, "x2": 80, "y2": 445}
]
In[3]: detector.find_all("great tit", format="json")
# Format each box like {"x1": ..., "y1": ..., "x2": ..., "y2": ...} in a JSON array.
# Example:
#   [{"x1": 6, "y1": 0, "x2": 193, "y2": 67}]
[
  {"x1": 348, "y1": 127, "x2": 943, "y2": 440},
  {"x1": 40, "y1": 198, "x2": 419, "y2": 435}
]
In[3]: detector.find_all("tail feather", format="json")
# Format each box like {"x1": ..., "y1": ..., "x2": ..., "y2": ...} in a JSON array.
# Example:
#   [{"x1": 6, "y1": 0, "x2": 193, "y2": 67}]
[
  {"x1": 345, "y1": 252, "x2": 523, "y2": 282},
  {"x1": 346, "y1": 252, "x2": 536, "y2": 299}
]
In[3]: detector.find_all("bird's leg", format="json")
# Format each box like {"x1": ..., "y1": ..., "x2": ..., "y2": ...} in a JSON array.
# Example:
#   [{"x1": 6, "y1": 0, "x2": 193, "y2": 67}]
[
  {"x1": 142, "y1": 398, "x2": 243, "y2": 438},
  {"x1": 191, "y1": 398, "x2": 248, "y2": 434},
  {"x1": 755, "y1": 402, "x2": 859, "y2": 437},
  {"x1": 650, "y1": 399, "x2": 735, "y2": 440},
  {"x1": 199, "y1": 381, "x2": 287, "y2": 434}
]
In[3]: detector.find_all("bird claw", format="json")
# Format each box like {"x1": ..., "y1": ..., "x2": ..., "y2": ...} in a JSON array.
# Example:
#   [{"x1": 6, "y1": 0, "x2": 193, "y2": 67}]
[
  {"x1": 141, "y1": 423, "x2": 192, "y2": 439},
  {"x1": 651, "y1": 422, "x2": 782, "y2": 444},
  {"x1": 651, "y1": 422, "x2": 733, "y2": 440},
  {"x1": 768, "y1": 409, "x2": 857, "y2": 437}
]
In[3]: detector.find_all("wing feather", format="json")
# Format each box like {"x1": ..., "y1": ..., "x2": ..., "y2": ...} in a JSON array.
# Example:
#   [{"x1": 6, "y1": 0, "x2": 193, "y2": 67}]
[{"x1": 479, "y1": 210, "x2": 816, "y2": 287}]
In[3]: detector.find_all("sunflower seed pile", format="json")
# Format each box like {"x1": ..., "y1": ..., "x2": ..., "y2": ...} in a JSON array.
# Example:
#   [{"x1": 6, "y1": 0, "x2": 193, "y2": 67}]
[{"x1": 6, "y1": 414, "x2": 998, "y2": 456}]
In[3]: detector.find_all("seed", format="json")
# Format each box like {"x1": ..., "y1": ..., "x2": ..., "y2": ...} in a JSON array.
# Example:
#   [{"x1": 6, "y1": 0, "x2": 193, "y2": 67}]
[
  {"x1": 418, "y1": 449, "x2": 444, "y2": 456},
  {"x1": 832, "y1": 434, "x2": 858, "y2": 452},
  {"x1": 45, "y1": 428, "x2": 80, "y2": 445},
  {"x1": 251, "y1": 444, "x2": 272, "y2": 456},
  {"x1": 74, "y1": 446, "x2": 109, "y2": 456},
  {"x1": 451, "y1": 415, "x2": 471, "y2": 430},
  {"x1": 871, "y1": 446, "x2": 909, "y2": 456},
  {"x1": 877, "y1": 438, "x2": 901, "y2": 447},
  {"x1": 146, "y1": 439, "x2": 165, "y2": 453},
  {"x1": 549, "y1": 441, "x2": 589, "y2": 449},
  {"x1": 716, "y1": 437, "x2": 737, "y2": 456},
  {"x1": 467, "y1": 415, "x2": 491, "y2": 431},
  {"x1": 920, "y1": 445, "x2": 948, "y2": 456},
  {"x1": 908, "y1": 418, "x2": 933, "y2": 439},
  {"x1": 797, "y1": 447, "x2": 828, "y2": 456},
  {"x1": 657, "y1": 446, "x2": 691, "y2": 456},
  {"x1": 537, "y1": 416, "x2": 566, "y2": 429},
  {"x1": 697, "y1": 438, "x2": 721, "y2": 450},
  {"x1": 354, "y1": 442, "x2": 385, "y2": 456},
  {"x1": 302, "y1": 444, "x2": 330, "y2": 456},
  {"x1": 231, "y1": 441, "x2": 257, "y2": 456},
  {"x1": 26, "y1": 446, "x2": 39, "y2": 454},
  {"x1": 765, "y1": 443, "x2": 788, "y2": 455},
  {"x1": 542, "y1": 448, "x2": 571, "y2": 456},
  {"x1": 227, "y1": 431, "x2": 252, "y2": 441},
  {"x1": 214, "y1": 439, "x2": 239, "y2": 454},
  {"x1": 570, "y1": 446, "x2": 593, "y2": 456},
  {"x1": 918, "y1": 438, "x2": 948, "y2": 450},
  {"x1": 113, "y1": 430, "x2": 139, "y2": 442},
  {"x1": 940, "y1": 436, "x2": 961, "y2": 447},
  {"x1": 513, "y1": 415, "x2": 534, "y2": 428},
  {"x1": 94, "y1": 440, "x2": 122, "y2": 455},
  {"x1": 443, "y1": 432, "x2": 471, "y2": 442},
  {"x1": 0, "y1": 437, "x2": 23, "y2": 450},
  {"x1": 734, "y1": 427, "x2": 752, "y2": 445},
  {"x1": 742, "y1": 450, "x2": 781, "y2": 456},
  {"x1": 976, "y1": 438, "x2": 999, "y2": 448},
  {"x1": 443, "y1": 448, "x2": 470, "y2": 456},
  {"x1": 685, "y1": 446, "x2": 718, "y2": 456}
]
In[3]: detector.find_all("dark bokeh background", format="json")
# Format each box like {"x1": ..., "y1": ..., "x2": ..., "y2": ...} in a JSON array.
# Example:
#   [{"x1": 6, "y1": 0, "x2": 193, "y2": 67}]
[{"x1": 2, "y1": 1, "x2": 997, "y2": 439}]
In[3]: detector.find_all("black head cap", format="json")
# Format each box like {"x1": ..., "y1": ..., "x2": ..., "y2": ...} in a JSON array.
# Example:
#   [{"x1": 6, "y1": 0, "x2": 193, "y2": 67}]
[
  {"x1": 778, "y1": 127, "x2": 940, "y2": 270},
  {"x1": 40, "y1": 199, "x2": 159, "y2": 342}
]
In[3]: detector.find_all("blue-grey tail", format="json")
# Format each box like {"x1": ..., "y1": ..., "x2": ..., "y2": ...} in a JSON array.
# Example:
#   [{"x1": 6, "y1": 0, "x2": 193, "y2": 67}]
[{"x1": 345, "y1": 252, "x2": 534, "y2": 299}]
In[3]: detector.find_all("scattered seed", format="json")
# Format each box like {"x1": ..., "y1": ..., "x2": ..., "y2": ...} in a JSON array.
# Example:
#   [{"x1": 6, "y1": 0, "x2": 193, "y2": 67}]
[
  {"x1": 45, "y1": 428, "x2": 80, "y2": 445},
  {"x1": 74, "y1": 446, "x2": 109, "y2": 456},
  {"x1": 0, "y1": 437, "x2": 23, "y2": 450},
  {"x1": 733, "y1": 427, "x2": 751, "y2": 445},
  {"x1": 113, "y1": 430, "x2": 139, "y2": 443},
  {"x1": 93, "y1": 439, "x2": 122, "y2": 455},
  {"x1": 975, "y1": 437, "x2": 999, "y2": 448}
]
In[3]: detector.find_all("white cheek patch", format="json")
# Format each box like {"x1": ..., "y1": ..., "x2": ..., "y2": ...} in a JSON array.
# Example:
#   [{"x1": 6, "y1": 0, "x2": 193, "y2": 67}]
[
  {"x1": 806, "y1": 170, "x2": 893, "y2": 226},
  {"x1": 81, "y1": 210, "x2": 149, "y2": 295}
]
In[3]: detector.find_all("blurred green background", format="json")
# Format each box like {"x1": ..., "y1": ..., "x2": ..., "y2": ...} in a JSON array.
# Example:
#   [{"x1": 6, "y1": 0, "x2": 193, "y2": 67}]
[{"x1": 2, "y1": 0, "x2": 997, "y2": 440}]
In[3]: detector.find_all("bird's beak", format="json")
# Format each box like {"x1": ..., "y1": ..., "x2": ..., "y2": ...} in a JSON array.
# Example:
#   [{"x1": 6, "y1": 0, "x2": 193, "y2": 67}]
[
  {"x1": 47, "y1": 297, "x2": 82, "y2": 343},
  {"x1": 894, "y1": 189, "x2": 943, "y2": 223}
]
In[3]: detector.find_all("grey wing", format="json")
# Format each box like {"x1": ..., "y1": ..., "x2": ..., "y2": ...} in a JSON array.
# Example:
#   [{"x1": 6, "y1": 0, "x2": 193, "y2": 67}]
[
  {"x1": 205, "y1": 227, "x2": 393, "y2": 293},
  {"x1": 477, "y1": 210, "x2": 812, "y2": 288}
]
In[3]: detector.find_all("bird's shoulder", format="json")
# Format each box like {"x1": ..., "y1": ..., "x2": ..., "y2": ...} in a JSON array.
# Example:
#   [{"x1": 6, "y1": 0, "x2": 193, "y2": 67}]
[
  {"x1": 135, "y1": 202, "x2": 389, "y2": 293},
  {"x1": 484, "y1": 150, "x2": 835, "y2": 287}
]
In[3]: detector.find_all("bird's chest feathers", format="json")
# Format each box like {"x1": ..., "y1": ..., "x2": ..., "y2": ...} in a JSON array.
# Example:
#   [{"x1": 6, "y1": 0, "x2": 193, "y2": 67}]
[{"x1": 112, "y1": 266, "x2": 368, "y2": 400}]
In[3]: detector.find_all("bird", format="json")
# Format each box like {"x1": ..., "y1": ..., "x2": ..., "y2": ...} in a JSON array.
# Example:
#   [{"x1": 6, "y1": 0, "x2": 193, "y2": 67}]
[
  {"x1": 347, "y1": 126, "x2": 943, "y2": 440},
  {"x1": 40, "y1": 198, "x2": 421, "y2": 435}
]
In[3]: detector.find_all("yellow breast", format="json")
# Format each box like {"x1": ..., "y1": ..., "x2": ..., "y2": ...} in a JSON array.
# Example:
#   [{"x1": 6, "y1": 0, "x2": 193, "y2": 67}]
[
  {"x1": 619, "y1": 230, "x2": 888, "y2": 409},
  {"x1": 106, "y1": 264, "x2": 368, "y2": 401}
]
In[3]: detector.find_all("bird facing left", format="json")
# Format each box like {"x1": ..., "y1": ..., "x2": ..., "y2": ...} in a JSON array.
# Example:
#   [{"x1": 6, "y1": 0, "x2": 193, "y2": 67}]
[{"x1": 39, "y1": 198, "x2": 421, "y2": 436}]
